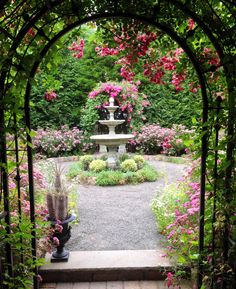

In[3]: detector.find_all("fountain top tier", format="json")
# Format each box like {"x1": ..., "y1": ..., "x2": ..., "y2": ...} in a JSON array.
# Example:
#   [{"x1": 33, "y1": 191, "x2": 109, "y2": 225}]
[
  {"x1": 99, "y1": 97, "x2": 125, "y2": 134},
  {"x1": 90, "y1": 96, "x2": 134, "y2": 147}
]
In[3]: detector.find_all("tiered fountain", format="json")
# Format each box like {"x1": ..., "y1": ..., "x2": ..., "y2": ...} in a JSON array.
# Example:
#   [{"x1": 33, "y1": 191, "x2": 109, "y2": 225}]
[{"x1": 90, "y1": 97, "x2": 134, "y2": 167}]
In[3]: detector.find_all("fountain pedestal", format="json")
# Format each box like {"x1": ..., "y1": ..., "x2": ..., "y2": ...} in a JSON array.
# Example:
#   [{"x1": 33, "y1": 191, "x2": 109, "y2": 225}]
[{"x1": 90, "y1": 97, "x2": 134, "y2": 168}]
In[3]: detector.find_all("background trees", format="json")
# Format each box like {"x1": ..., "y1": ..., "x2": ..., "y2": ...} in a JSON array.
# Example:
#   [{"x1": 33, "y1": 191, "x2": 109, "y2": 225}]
[{"x1": 30, "y1": 23, "x2": 201, "y2": 129}]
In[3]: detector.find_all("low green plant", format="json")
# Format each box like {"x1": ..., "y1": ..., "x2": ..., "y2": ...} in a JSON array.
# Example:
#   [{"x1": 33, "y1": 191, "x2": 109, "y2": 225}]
[
  {"x1": 68, "y1": 157, "x2": 159, "y2": 186},
  {"x1": 155, "y1": 155, "x2": 188, "y2": 164},
  {"x1": 151, "y1": 182, "x2": 188, "y2": 232},
  {"x1": 133, "y1": 155, "x2": 145, "y2": 169},
  {"x1": 124, "y1": 171, "x2": 143, "y2": 184},
  {"x1": 67, "y1": 162, "x2": 82, "y2": 179},
  {"x1": 120, "y1": 159, "x2": 137, "y2": 172},
  {"x1": 79, "y1": 155, "x2": 93, "y2": 170},
  {"x1": 89, "y1": 159, "x2": 107, "y2": 172},
  {"x1": 138, "y1": 165, "x2": 159, "y2": 182},
  {"x1": 96, "y1": 170, "x2": 124, "y2": 186},
  {"x1": 118, "y1": 153, "x2": 130, "y2": 163}
]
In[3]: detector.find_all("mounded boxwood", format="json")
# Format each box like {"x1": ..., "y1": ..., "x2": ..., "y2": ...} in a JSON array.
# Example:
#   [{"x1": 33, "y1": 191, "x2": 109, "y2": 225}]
[
  {"x1": 120, "y1": 159, "x2": 137, "y2": 172},
  {"x1": 96, "y1": 171, "x2": 124, "y2": 186},
  {"x1": 79, "y1": 155, "x2": 93, "y2": 170},
  {"x1": 89, "y1": 159, "x2": 107, "y2": 172},
  {"x1": 133, "y1": 155, "x2": 145, "y2": 169}
]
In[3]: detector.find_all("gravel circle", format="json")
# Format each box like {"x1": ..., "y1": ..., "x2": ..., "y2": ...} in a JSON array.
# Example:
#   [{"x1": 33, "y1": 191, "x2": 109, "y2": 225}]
[{"x1": 64, "y1": 160, "x2": 187, "y2": 251}]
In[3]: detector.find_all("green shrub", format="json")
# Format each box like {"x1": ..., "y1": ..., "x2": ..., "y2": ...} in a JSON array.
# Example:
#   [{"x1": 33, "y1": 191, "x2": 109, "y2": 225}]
[
  {"x1": 133, "y1": 155, "x2": 145, "y2": 169},
  {"x1": 67, "y1": 162, "x2": 82, "y2": 179},
  {"x1": 96, "y1": 171, "x2": 124, "y2": 186},
  {"x1": 138, "y1": 165, "x2": 158, "y2": 182},
  {"x1": 89, "y1": 159, "x2": 107, "y2": 172},
  {"x1": 124, "y1": 171, "x2": 143, "y2": 184},
  {"x1": 79, "y1": 155, "x2": 93, "y2": 170},
  {"x1": 151, "y1": 182, "x2": 188, "y2": 232},
  {"x1": 118, "y1": 153, "x2": 130, "y2": 163},
  {"x1": 120, "y1": 159, "x2": 137, "y2": 172}
]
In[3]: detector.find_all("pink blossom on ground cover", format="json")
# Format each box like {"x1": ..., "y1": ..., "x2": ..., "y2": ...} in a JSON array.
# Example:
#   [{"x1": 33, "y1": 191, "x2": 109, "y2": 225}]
[
  {"x1": 134, "y1": 124, "x2": 193, "y2": 155},
  {"x1": 33, "y1": 125, "x2": 88, "y2": 157},
  {"x1": 3, "y1": 160, "x2": 56, "y2": 258}
]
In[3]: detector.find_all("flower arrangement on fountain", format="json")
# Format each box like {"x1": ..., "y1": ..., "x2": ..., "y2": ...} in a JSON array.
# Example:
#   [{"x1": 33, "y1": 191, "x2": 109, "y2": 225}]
[{"x1": 80, "y1": 80, "x2": 150, "y2": 136}]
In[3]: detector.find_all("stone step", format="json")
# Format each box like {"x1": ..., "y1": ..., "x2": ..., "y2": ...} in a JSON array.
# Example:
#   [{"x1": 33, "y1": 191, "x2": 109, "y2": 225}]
[{"x1": 39, "y1": 250, "x2": 189, "y2": 283}]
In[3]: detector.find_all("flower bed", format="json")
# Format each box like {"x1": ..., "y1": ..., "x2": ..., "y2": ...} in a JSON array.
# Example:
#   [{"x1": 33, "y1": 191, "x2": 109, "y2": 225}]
[
  {"x1": 134, "y1": 124, "x2": 193, "y2": 156},
  {"x1": 33, "y1": 125, "x2": 95, "y2": 158},
  {"x1": 151, "y1": 159, "x2": 202, "y2": 266},
  {"x1": 67, "y1": 154, "x2": 159, "y2": 186}
]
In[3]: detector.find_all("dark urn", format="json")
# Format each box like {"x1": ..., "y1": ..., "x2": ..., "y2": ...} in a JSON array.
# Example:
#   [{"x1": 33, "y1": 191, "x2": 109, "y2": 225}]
[{"x1": 50, "y1": 214, "x2": 75, "y2": 262}]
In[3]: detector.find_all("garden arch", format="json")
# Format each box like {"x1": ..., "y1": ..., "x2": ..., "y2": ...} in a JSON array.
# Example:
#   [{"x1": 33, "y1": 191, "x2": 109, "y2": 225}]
[{"x1": 0, "y1": 1, "x2": 235, "y2": 289}]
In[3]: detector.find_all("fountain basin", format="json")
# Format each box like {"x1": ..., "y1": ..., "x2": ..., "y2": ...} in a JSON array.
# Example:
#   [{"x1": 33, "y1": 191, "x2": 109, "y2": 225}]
[
  {"x1": 99, "y1": 120, "x2": 124, "y2": 126},
  {"x1": 90, "y1": 134, "x2": 134, "y2": 147},
  {"x1": 99, "y1": 120, "x2": 125, "y2": 134}
]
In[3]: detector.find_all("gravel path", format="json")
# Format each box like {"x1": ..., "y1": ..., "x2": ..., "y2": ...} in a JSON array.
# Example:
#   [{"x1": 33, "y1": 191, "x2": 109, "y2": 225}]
[{"x1": 65, "y1": 160, "x2": 187, "y2": 251}]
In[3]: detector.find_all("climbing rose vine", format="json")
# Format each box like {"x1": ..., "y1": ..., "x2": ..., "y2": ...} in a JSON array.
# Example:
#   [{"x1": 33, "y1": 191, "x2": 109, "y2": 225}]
[
  {"x1": 68, "y1": 38, "x2": 85, "y2": 59},
  {"x1": 80, "y1": 81, "x2": 150, "y2": 134}
]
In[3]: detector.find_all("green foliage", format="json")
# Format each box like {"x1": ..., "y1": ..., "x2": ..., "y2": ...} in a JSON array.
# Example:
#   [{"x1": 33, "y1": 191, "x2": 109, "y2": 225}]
[
  {"x1": 96, "y1": 170, "x2": 124, "y2": 186},
  {"x1": 137, "y1": 165, "x2": 159, "y2": 182},
  {"x1": 80, "y1": 99, "x2": 100, "y2": 134},
  {"x1": 0, "y1": 218, "x2": 45, "y2": 288},
  {"x1": 68, "y1": 155, "x2": 159, "y2": 186},
  {"x1": 30, "y1": 26, "x2": 121, "y2": 129},
  {"x1": 124, "y1": 171, "x2": 144, "y2": 184},
  {"x1": 133, "y1": 155, "x2": 145, "y2": 169},
  {"x1": 118, "y1": 153, "x2": 130, "y2": 163},
  {"x1": 79, "y1": 155, "x2": 93, "y2": 170},
  {"x1": 89, "y1": 159, "x2": 107, "y2": 172},
  {"x1": 151, "y1": 182, "x2": 188, "y2": 232},
  {"x1": 141, "y1": 83, "x2": 201, "y2": 128},
  {"x1": 67, "y1": 162, "x2": 82, "y2": 179},
  {"x1": 120, "y1": 159, "x2": 138, "y2": 172}
]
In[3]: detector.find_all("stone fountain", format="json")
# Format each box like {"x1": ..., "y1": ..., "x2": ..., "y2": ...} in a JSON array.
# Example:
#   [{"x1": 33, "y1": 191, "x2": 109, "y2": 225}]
[{"x1": 90, "y1": 97, "x2": 134, "y2": 167}]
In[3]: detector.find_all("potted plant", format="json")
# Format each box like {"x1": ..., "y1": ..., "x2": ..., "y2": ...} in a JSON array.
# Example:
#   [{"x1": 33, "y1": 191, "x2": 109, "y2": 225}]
[{"x1": 46, "y1": 164, "x2": 75, "y2": 262}]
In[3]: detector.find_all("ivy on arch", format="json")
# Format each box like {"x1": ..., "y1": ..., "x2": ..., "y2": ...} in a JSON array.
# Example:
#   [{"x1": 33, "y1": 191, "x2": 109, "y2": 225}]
[{"x1": 0, "y1": 1, "x2": 235, "y2": 288}]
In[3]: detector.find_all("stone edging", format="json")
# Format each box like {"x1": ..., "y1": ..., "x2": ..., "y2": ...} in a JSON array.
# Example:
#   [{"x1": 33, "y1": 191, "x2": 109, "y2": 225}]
[{"x1": 46, "y1": 154, "x2": 189, "y2": 163}]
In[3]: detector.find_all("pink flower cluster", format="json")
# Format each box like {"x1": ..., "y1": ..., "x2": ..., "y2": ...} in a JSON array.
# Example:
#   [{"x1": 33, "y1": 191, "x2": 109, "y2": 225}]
[
  {"x1": 19, "y1": 163, "x2": 47, "y2": 189},
  {"x1": 188, "y1": 18, "x2": 195, "y2": 30},
  {"x1": 68, "y1": 38, "x2": 84, "y2": 59},
  {"x1": 202, "y1": 47, "x2": 220, "y2": 67},
  {"x1": 135, "y1": 124, "x2": 192, "y2": 156},
  {"x1": 88, "y1": 81, "x2": 149, "y2": 131},
  {"x1": 94, "y1": 24, "x2": 190, "y2": 91},
  {"x1": 5, "y1": 160, "x2": 55, "y2": 257},
  {"x1": 89, "y1": 83, "x2": 123, "y2": 99},
  {"x1": 171, "y1": 72, "x2": 186, "y2": 91},
  {"x1": 33, "y1": 125, "x2": 84, "y2": 157},
  {"x1": 95, "y1": 46, "x2": 119, "y2": 56},
  {"x1": 95, "y1": 25, "x2": 158, "y2": 82},
  {"x1": 44, "y1": 90, "x2": 57, "y2": 101}
]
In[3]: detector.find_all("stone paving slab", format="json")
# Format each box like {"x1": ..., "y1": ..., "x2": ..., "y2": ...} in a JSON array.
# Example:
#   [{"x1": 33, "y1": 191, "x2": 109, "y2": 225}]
[
  {"x1": 39, "y1": 250, "x2": 177, "y2": 283},
  {"x1": 41, "y1": 250, "x2": 173, "y2": 270},
  {"x1": 40, "y1": 280, "x2": 193, "y2": 289}
]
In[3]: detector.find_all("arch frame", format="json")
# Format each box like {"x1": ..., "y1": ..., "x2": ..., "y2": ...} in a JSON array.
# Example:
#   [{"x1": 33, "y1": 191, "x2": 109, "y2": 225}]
[{"x1": 0, "y1": 2, "x2": 235, "y2": 289}]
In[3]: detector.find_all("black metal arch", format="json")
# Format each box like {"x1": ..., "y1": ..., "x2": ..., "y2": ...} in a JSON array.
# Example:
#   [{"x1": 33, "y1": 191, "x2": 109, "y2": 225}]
[
  {"x1": 24, "y1": 12, "x2": 210, "y2": 289},
  {"x1": 0, "y1": 2, "x2": 235, "y2": 289}
]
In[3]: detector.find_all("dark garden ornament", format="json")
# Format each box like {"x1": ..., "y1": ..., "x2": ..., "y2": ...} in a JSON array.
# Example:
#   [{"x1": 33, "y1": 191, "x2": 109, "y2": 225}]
[{"x1": 46, "y1": 164, "x2": 75, "y2": 262}]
